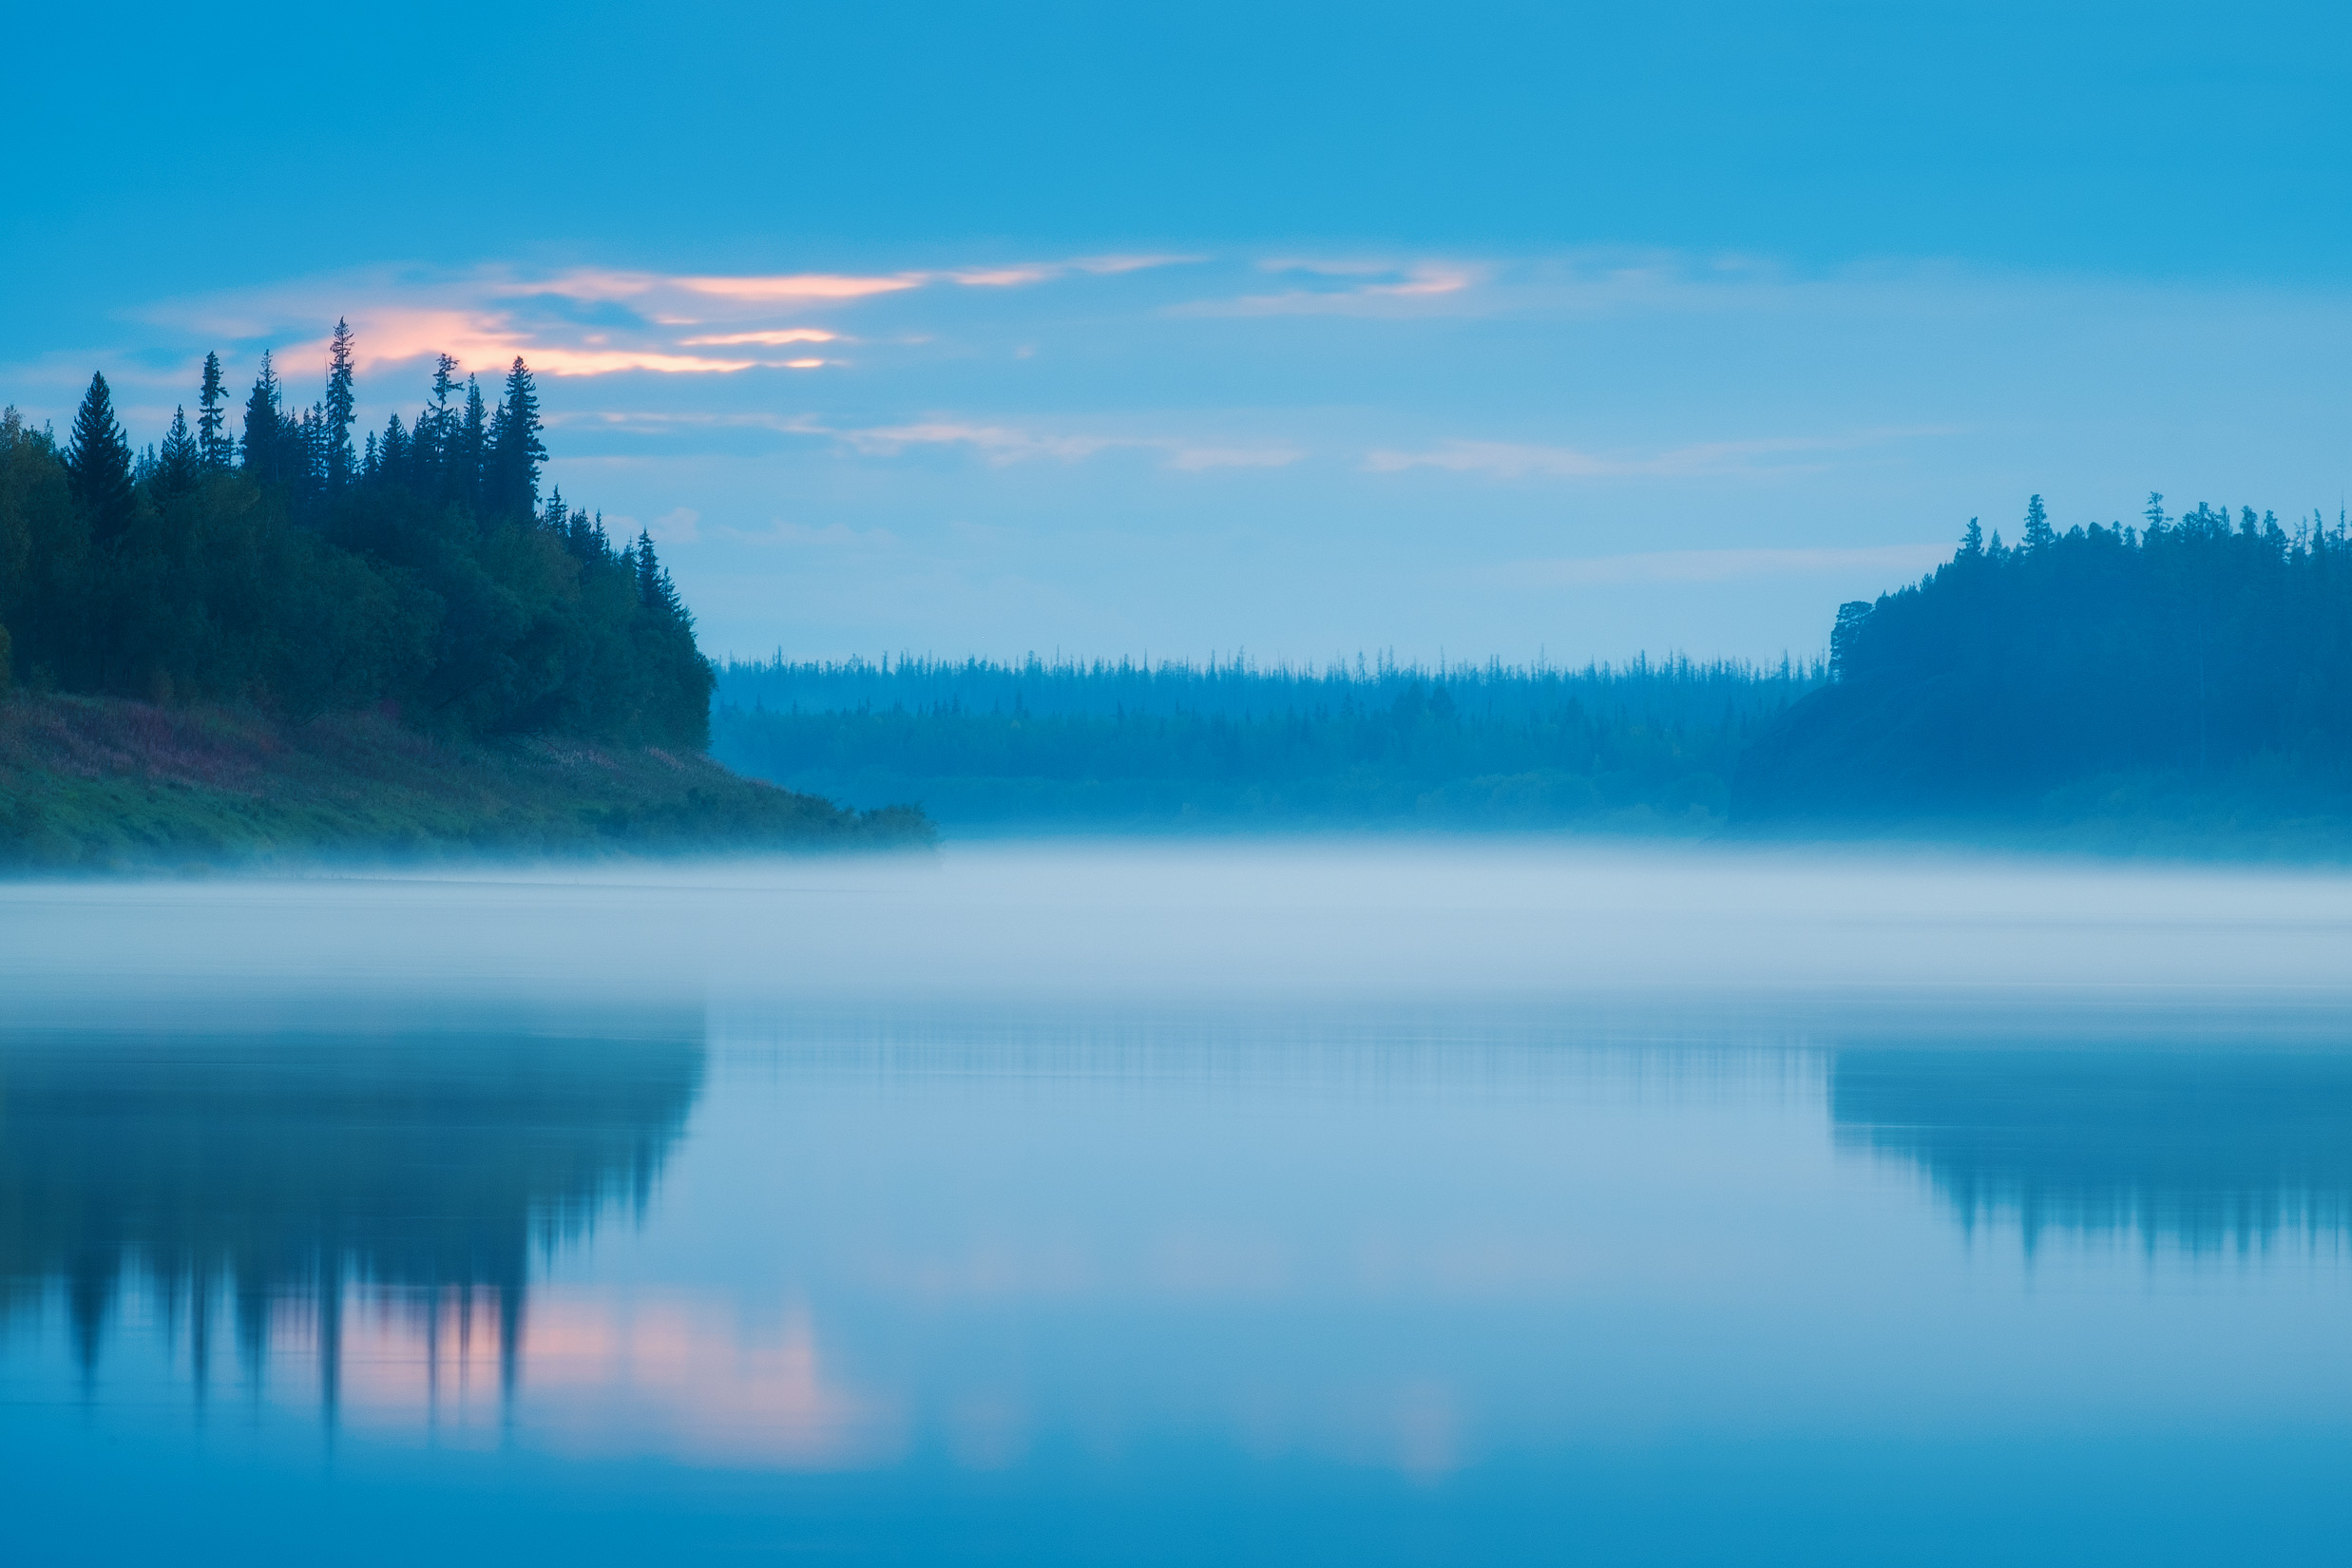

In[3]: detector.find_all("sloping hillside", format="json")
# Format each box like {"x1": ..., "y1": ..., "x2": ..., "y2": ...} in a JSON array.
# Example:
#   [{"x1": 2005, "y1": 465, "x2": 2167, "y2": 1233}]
[{"x1": 0, "y1": 695, "x2": 930, "y2": 871}]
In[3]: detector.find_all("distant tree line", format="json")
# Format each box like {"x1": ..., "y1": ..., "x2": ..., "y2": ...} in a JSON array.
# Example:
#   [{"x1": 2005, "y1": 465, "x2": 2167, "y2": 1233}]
[
  {"x1": 1737, "y1": 495, "x2": 2352, "y2": 822},
  {"x1": 711, "y1": 654, "x2": 1823, "y2": 829},
  {"x1": 0, "y1": 322, "x2": 713, "y2": 745}
]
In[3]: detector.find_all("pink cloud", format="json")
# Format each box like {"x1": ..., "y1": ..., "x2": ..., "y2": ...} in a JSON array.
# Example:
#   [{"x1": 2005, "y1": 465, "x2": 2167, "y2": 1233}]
[
  {"x1": 678, "y1": 273, "x2": 922, "y2": 302},
  {"x1": 679, "y1": 329, "x2": 840, "y2": 346}
]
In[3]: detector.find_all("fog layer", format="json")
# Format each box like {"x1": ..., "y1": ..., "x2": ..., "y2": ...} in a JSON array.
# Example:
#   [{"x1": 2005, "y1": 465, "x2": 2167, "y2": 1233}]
[{"x1": 6, "y1": 843, "x2": 2351, "y2": 1024}]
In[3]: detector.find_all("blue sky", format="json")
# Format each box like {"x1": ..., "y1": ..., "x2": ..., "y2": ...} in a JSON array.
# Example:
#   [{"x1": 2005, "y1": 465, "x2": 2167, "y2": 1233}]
[{"x1": 8, "y1": 2, "x2": 2351, "y2": 664}]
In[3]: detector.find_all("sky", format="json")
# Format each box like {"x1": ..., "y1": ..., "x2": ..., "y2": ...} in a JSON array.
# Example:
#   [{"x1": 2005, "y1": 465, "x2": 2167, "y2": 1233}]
[{"x1": 7, "y1": 0, "x2": 2351, "y2": 666}]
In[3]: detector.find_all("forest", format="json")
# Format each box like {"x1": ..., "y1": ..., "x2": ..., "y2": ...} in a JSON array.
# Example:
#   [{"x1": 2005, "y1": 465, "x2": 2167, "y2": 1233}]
[
  {"x1": 712, "y1": 654, "x2": 1823, "y2": 830},
  {"x1": 0, "y1": 322, "x2": 712, "y2": 747},
  {"x1": 1735, "y1": 496, "x2": 2352, "y2": 829}
]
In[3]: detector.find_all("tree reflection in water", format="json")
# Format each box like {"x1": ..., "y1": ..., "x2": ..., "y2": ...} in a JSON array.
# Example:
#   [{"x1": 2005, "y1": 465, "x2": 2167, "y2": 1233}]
[
  {"x1": 1832, "y1": 1043, "x2": 2352, "y2": 1253},
  {"x1": 0, "y1": 1013, "x2": 705, "y2": 1418}
]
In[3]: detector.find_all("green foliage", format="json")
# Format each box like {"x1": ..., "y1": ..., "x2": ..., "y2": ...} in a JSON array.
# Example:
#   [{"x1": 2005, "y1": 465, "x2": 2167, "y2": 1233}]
[
  {"x1": 0, "y1": 694, "x2": 929, "y2": 870},
  {"x1": 1739, "y1": 497, "x2": 2352, "y2": 825},
  {"x1": 711, "y1": 654, "x2": 1821, "y2": 831},
  {"x1": 2, "y1": 329, "x2": 714, "y2": 747}
]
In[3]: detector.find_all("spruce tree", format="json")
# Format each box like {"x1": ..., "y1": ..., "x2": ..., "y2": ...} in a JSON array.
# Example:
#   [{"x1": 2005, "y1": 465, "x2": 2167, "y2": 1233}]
[
  {"x1": 196, "y1": 351, "x2": 232, "y2": 469},
  {"x1": 635, "y1": 529, "x2": 663, "y2": 607},
  {"x1": 1960, "y1": 517, "x2": 1983, "y2": 558},
  {"x1": 157, "y1": 406, "x2": 200, "y2": 499},
  {"x1": 378, "y1": 412, "x2": 409, "y2": 486},
  {"x1": 323, "y1": 317, "x2": 357, "y2": 489},
  {"x1": 240, "y1": 352, "x2": 282, "y2": 483},
  {"x1": 484, "y1": 357, "x2": 545, "y2": 519},
  {"x1": 65, "y1": 373, "x2": 137, "y2": 545}
]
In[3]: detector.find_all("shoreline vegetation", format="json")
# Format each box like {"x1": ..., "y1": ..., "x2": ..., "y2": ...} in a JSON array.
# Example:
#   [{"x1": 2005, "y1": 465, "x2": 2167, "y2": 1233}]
[
  {"x1": 0, "y1": 326, "x2": 930, "y2": 871},
  {"x1": 713, "y1": 496, "x2": 2352, "y2": 858},
  {"x1": 0, "y1": 693, "x2": 930, "y2": 872},
  {"x1": 712, "y1": 652, "x2": 1818, "y2": 836}
]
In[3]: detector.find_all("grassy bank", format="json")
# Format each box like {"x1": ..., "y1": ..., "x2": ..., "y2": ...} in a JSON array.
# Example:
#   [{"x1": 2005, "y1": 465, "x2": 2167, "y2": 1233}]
[{"x1": 0, "y1": 694, "x2": 930, "y2": 872}]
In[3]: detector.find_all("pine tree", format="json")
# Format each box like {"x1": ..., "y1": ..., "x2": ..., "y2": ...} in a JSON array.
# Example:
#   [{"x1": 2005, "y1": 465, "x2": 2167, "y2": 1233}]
[
  {"x1": 156, "y1": 406, "x2": 200, "y2": 499},
  {"x1": 65, "y1": 372, "x2": 137, "y2": 545},
  {"x1": 484, "y1": 357, "x2": 546, "y2": 519},
  {"x1": 240, "y1": 352, "x2": 282, "y2": 483},
  {"x1": 2022, "y1": 494, "x2": 2055, "y2": 551},
  {"x1": 196, "y1": 352, "x2": 231, "y2": 469},
  {"x1": 324, "y1": 317, "x2": 358, "y2": 490},
  {"x1": 1960, "y1": 517, "x2": 1983, "y2": 558}
]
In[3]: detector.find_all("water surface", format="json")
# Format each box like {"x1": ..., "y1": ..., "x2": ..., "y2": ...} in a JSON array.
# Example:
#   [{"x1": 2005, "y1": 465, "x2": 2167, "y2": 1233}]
[{"x1": 5, "y1": 844, "x2": 2350, "y2": 1564}]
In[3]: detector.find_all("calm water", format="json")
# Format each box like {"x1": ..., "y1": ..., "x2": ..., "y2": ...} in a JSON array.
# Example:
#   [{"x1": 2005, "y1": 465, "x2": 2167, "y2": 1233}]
[{"x1": 6, "y1": 844, "x2": 2352, "y2": 1564}]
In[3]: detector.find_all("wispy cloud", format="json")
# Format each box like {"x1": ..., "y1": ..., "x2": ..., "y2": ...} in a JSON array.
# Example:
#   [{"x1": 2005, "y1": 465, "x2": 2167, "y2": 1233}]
[
  {"x1": 1180, "y1": 258, "x2": 1487, "y2": 317},
  {"x1": 137, "y1": 253, "x2": 1205, "y2": 387},
  {"x1": 804, "y1": 416, "x2": 1303, "y2": 471},
  {"x1": 718, "y1": 519, "x2": 906, "y2": 550},
  {"x1": 679, "y1": 329, "x2": 841, "y2": 346},
  {"x1": 1368, "y1": 427, "x2": 1958, "y2": 481},
  {"x1": 676, "y1": 273, "x2": 925, "y2": 303},
  {"x1": 1497, "y1": 545, "x2": 1954, "y2": 586}
]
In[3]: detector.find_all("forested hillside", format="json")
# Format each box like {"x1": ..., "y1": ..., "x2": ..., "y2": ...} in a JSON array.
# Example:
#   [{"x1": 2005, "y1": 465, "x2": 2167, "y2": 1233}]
[
  {"x1": 1736, "y1": 496, "x2": 2352, "y2": 830},
  {"x1": 0, "y1": 323, "x2": 710, "y2": 745},
  {"x1": 712, "y1": 654, "x2": 1822, "y2": 831},
  {"x1": 0, "y1": 325, "x2": 937, "y2": 868}
]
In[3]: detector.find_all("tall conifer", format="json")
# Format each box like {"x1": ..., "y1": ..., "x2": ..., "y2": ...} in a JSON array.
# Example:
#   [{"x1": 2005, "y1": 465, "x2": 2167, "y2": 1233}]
[
  {"x1": 484, "y1": 357, "x2": 545, "y2": 519},
  {"x1": 450, "y1": 375, "x2": 488, "y2": 507},
  {"x1": 65, "y1": 373, "x2": 136, "y2": 545},
  {"x1": 413, "y1": 353, "x2": 457, "y2": 488},
  {"x1": 2023, "y1": 494, "x2": 2055, "y2": 551},
  {"x1": 324, "y1": 317, "x2": 357, "y2": 489},
  {"x1": 240, "y1": 352, "x2": 282, "y2": 483},
  {"x1": 196, "y1": 352, "x2": 231, "y2": 469},
  {"x1": 157, "y1": 406, "x2": 200, "y2": 498}
]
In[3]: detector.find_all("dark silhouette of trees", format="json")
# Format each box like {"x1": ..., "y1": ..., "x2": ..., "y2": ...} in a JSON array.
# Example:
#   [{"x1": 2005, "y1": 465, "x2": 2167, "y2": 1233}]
[
  {"x1": 64, "y1": 373, "x2": 135, "y2": 548},
  {"x1": 323, "y1": 317, "x2": 357, "y2": 491},
  {"x1": 155, "y1": 407, "x2": 199, "y2": 501},
  {"x1": 0, "y1": 322, "x2": 714, "y2": 748},
  {"x1": 196, "y1": 352, "x2": 231, "y2": 470},
  {"x1": 1737, "y1": 494, "x2": 2352, "y2": 821},
  {"x1": 710, "y1": 653, "x2": 1819, "y2": 828},
  {"x1": 483, "y1": 356, "x2": 545, "y2": 521}
]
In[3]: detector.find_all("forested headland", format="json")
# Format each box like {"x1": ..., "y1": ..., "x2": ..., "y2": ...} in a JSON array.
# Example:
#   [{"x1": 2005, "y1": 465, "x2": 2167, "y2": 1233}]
[
  {"x1": 0, "y1": 326, "x2": 927, "y2": 868},
  {"x1": 712, "y1": 654, "x2": 1822, "y2": 832},
  {"x1": 1734, "y1": 496, "x2": 2352, "y2": 847}
]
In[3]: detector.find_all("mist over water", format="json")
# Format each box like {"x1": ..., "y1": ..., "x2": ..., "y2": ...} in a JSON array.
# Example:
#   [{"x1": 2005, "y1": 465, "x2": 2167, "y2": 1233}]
[
  {"x1": 10, "y1": 840, "x2": 2352, "y2": 1012},
  {"x1": 7, "y1": 844, "x2": 2352, "y2": 1565}
]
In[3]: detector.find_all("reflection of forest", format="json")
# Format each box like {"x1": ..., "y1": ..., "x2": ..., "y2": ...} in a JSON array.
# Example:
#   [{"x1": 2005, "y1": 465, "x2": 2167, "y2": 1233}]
[
  {"x1": 1831, "y1": 1046, "x2": 2352, "y2": 1251},
  {"x1": 0, "y1": 1020, "x2": 705, "y2": 1410}
]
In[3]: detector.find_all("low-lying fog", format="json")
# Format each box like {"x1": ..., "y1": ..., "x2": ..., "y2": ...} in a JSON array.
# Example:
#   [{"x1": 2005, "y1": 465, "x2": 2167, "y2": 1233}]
[{"x1": 7, "y1": 841, "x2": 2352, "y2": 1026}]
